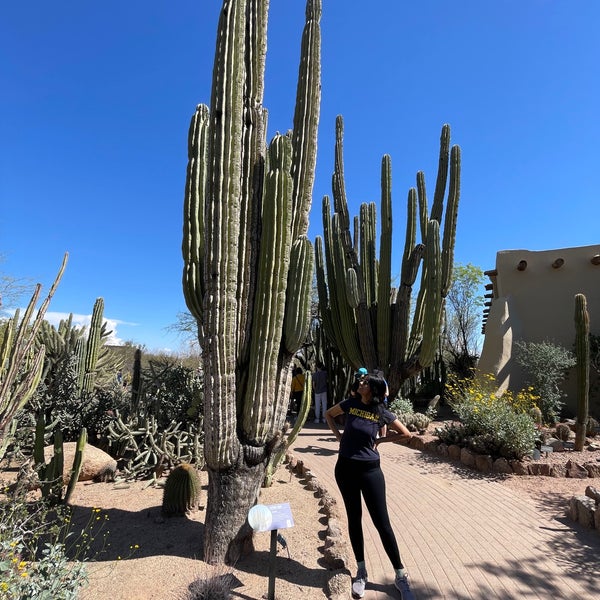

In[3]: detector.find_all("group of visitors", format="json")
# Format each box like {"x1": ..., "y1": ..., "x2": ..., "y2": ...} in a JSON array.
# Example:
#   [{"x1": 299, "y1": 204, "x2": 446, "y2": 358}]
[{"x1": 288, "y1": 362, "x2": 416, "y2": 599}]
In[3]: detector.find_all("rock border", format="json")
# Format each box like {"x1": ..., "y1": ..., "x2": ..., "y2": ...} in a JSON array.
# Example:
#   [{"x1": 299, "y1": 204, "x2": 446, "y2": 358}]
[
  {"x1": 284, "y1": 452, "x2": 351, "y2": 600},
  {"x1": 414, "y1": 437, "x2": 600, "y2": 479}
]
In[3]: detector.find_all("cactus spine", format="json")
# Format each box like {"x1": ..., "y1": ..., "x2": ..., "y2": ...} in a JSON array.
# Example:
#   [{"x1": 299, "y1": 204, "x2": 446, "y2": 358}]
[
  {"x1": 182, "y1": 0, "x2": 321, "y2": 563},
  {"x1": 315, "y1": 121, "x2": 460, "y2": 398},
  {"x1": 574, "y1": 293, "x2": 590, "y2": 451}
]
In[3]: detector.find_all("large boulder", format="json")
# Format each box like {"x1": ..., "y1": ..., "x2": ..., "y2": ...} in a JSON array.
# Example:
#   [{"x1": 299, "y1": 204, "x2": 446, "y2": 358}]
[{"x1": 44, "y1": 442, "x2": 117, "y2": 484}]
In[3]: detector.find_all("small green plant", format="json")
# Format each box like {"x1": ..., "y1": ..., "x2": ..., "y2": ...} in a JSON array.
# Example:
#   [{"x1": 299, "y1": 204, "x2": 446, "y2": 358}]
[
  {"x1": 434, "y1": 422, "x2": 467, "y2": 446},
  {"x1": 555, "y1": 422, "x2": 572, "y2": 441},
  {"x1": 162, "y1": 463, "x2": 202, "y2": 516},
  {"x1": 0, "y1": 484, "x2": 119, "y2": 599}
]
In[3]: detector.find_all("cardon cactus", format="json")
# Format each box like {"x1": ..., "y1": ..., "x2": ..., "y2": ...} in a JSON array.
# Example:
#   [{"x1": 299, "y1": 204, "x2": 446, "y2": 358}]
[
  {"x1": 182, "y1": 0, "x2": 321, "y2": 563},
  {"x1": 574, "y1": 293, "x2": 590, "y2": 451},
  {"x1": 315, "y1": 119, "x2": 460, "y2": 399},
  {"x1": 162, "y1": 463, "x2": 202, "y2": 516}
]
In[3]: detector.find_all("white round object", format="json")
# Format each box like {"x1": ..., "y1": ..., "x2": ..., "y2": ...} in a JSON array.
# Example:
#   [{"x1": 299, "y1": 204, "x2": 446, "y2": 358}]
[{"x1": 248, "y1": 504, "x2": 273, "y2": 532}]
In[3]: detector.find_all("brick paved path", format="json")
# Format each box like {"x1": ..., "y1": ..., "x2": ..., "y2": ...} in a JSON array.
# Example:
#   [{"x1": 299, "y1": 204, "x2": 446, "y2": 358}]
[{"x1": 289, "y1": 423, "x2": 600, "y2": 600}]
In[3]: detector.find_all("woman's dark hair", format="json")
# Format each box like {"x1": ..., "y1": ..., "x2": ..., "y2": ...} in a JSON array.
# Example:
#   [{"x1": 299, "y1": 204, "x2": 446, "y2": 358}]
[
  {"x1": 367, "y1": 373, "x2": 387, "y2": 404},
  {"x1": 366, "y1": 373, "x2": 388, "y2": 425}
]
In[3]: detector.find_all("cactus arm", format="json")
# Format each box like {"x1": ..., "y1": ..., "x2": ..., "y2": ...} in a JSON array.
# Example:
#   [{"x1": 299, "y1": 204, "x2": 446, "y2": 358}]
[
  {"x1": 243, "y1": 134, "x2": 293, "y2": 441},
  {"x1": 416, "y1": 172, "x2": 428, "y2": 243},
  {"x1": 419, "y1": 220, "x2": 442, "y2": 367},
  {"x1": 202, "y1": 0, "x2": 247, "y2": 470},
  {"x1": 64, "y1": 427, "x2": 87, "y2": 505},
  {"x1": 183, "y1": 104, "x2": 209, "y2": 328},
  {"x1": 574, "y1": 294, "x2": 590, "y2": 451},
  {"x1": 430, "y1": 124, "x2": 450, "y2": 223},
  {"x1": 290, "y1": 0, "x2": 321, "y2": 241},
  {"x1": 283, "y1": 236, "x2": 314, "y2": 353},
  {"x1": 377, "y1": 155, "x2": 392, "y2": 370},
  {"x1": 440, "y1": 144, "x2": 461, "y2": 297}
]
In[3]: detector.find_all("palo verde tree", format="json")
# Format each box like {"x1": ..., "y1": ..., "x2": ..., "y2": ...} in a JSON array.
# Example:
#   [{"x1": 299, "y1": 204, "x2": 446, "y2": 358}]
[
  {"x1": 443, "y1": 263, "x2": 485, "y2": 377},
  {"x1": 315, "y1": 119, "x2": 461, "y2": 400},
  {"x1": 182, "y1": 0, "x2": 320, "y2": 563}
]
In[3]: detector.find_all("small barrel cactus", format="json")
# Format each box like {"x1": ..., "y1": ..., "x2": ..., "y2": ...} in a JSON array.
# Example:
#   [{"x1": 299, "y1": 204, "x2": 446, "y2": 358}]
[
  {"x1": 162, "y1": 463, "x2": 201, "y2": 516},
  {"x1": 555, "y1": 422, "x2": 572, "y2": 442},
  {"x1": 529, "y1": 406, "x2": 543, "y2": 427}
]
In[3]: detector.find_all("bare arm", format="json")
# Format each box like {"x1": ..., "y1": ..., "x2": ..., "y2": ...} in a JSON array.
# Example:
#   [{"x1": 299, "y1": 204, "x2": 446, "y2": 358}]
[
  {"x1": 375, "y1": 418, "x2": 412, "y2": 446},
  {"x1": 325, "y1": 404, "x2": 344, "y2": 442}
]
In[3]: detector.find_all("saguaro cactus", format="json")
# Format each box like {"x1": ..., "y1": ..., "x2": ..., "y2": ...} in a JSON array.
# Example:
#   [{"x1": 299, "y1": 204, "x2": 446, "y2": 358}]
[
  {"x1": 574, "y1": 293, "x2": 590, "y2": 451},
  {"x1": 315, "y1": 119, "x2": 460, "y2": 399},
  {"x1": 182, "y1": 0, "x2": 320, "y2": 563}
]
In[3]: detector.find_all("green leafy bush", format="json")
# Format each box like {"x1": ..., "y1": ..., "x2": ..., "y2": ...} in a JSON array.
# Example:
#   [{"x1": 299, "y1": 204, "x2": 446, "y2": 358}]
[
  {"x1": 388, "y1": 397, "x2": 414, "y2": 416},
  {"x1": 514, "y1": 340, "x2": 576, "y2": 424}
]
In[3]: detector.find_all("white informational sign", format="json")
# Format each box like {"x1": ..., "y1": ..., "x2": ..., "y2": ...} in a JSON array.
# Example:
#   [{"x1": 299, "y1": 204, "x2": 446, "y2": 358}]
[{"x1": 248, "y1": 502, "x2": 294, "y2": 532}]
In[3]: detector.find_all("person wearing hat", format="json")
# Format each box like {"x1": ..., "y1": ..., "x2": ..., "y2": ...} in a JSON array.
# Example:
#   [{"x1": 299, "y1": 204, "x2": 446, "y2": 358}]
[{"x1": 325, "y1": 371, "x2": 415, "y2": 600}]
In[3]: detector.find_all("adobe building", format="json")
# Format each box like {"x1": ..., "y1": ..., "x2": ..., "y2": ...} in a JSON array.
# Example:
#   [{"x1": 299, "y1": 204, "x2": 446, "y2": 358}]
[{"x1": 478, "y1": 244, "x2": 600, "y2": 416}]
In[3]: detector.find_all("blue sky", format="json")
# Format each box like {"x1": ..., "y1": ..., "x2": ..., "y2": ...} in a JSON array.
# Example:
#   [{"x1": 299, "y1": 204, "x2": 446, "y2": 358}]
[{"x1": 1, "y1": 0, "x2": 598, "y2": 353}]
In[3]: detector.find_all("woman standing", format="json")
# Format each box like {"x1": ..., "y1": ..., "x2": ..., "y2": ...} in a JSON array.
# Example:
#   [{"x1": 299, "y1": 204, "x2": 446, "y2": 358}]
[{"x1": 325, "y1": 373, "x2": 416, "y2": 600}]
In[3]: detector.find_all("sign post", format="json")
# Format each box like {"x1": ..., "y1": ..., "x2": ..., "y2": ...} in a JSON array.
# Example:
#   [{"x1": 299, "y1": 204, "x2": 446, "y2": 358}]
[{"x1": 248, "y1": 502, "x2": 295, "y2": 600}]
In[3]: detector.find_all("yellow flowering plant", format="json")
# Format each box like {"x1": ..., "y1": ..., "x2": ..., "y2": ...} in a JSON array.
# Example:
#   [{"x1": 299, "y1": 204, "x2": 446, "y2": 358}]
[{"x1": 438, "y1": 372, "x2": 540, "y2": 460}]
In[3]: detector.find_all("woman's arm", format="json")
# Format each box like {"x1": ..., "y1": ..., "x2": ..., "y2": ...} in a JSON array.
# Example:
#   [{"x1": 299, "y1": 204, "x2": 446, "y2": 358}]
[
  {"x1": 325, "y1": 404, "x2": 344, "y2": 442},
  {"x1": 375, "y1": 418, "x2": 412, "y2": 446}
]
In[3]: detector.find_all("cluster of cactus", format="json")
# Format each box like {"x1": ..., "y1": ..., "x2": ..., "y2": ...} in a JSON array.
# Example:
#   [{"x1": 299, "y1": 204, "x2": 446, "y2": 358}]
[
  {"x1": 574, "y1": 293, "x2": 590, "y2": 451},
  {"x1": 315, "y1": 119, "x2": 460, "y2": 400},
  {"x1": 555, "y1": 422, "x2": 572, "y2": 442},
  {"x1": 36, "y1": 297, "x2": 122, "y2": 396},
  {"x1": 0, "y1": 254, "x2": 68, "y2": 461},
  {"x1": 33, "y1": 413, "x2": 87, "y2": 505},
  {"x1": 434, "y1": 422, "x2": 467, "y2": 446},
  {"x1": 182, "y1": 0, "x2": 321, "y2": 562},
  {"x1": 162, "y1": 462, "x2": 202, "y2": 516},
  {"x1": 399, "y1": 411, "x2": 432, "y2": 434},
  {"x1": 107, "y1": 412, "x2": 203, "y2": 480}
]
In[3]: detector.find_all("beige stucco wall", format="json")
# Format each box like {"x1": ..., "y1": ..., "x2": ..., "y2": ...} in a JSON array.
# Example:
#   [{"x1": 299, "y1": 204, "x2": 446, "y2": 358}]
[{"x1": 478, "y1": 244, "x2": 600, "y2": 415}]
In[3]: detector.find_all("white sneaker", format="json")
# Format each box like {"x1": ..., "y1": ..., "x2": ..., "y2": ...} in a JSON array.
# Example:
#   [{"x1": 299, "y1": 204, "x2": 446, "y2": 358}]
[{"x1": 352, "y1": 567, "x2": 368, "y2": 598}]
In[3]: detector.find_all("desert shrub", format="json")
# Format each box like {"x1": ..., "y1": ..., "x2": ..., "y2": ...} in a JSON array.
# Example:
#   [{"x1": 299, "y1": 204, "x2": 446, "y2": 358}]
[
  {"x1": 442, "y1": 373, "x2": 539, "y2": 459},
  {"x1": 514, "y1": 340, "x2": 576, "y2": 424},
  {"x1": 434, "y1": 422, "x2": 468, "y2": 446},
  {"x1": 0, "y1": 482, "x2": 137, "y2": 599},
  {"x1": 388, "y1": 397, "x2": 414, "y2": 416}
]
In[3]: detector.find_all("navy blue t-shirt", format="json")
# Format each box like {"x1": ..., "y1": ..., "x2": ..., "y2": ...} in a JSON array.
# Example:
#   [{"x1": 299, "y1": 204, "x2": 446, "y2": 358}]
[{"x1": 338, "y1": 395, "x2": 397, "y2": 461}]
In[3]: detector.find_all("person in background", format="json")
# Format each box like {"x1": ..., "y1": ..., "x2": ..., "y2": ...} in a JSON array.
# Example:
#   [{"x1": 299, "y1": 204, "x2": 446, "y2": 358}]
[
  {"x1": 324, "y1": 372, "x2": 415, "y2": 600},
  {"x1": 312, "y1": 361, "x2": 328, "y2": 423},
  {"x1": 289, "y1": 367, "x2": 305, "y2": 414}
]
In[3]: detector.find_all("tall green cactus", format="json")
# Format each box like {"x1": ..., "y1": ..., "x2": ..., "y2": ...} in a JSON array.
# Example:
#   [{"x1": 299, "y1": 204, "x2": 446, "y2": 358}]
[
  {"x1": 574, "y1": 293, "x2": 590, "y2": 451},
  {"x1": 315, "y1": 119, "x2": 460, "y2": 399},
  {"x1": 182, "y1": 0, "x2": 321, "y2": 563},
  {"x1": 0, "y1": 253, "x2": 68, "y2": 460}
]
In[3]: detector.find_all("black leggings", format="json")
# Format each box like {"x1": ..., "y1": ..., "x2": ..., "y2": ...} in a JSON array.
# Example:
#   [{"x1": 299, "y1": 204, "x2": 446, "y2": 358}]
[{"x1": 334, "y1": 455, "x2": 403, "y2": 569}]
